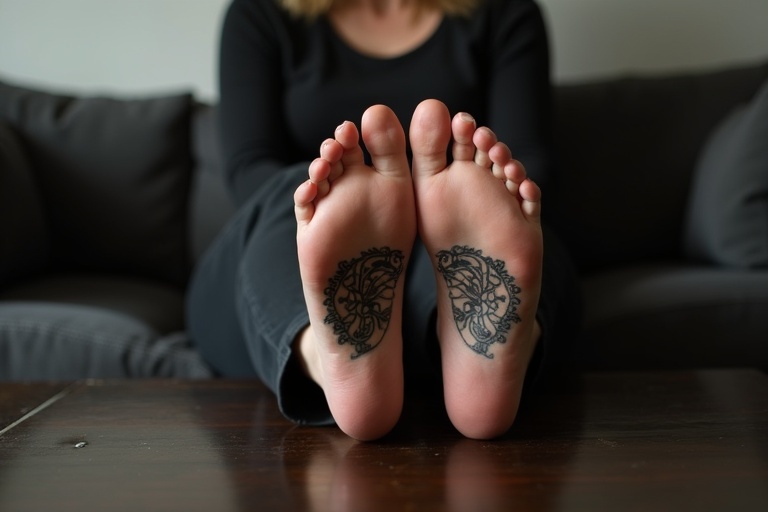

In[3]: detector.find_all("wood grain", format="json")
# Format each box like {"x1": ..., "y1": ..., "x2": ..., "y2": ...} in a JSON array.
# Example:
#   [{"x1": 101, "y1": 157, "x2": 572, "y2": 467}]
[
  {"x1": 0, "y1": 382, "x2": 73, "y2": 434},
  {"x1": 0, "y1": 371, "x2": 766, "y2": 512}
]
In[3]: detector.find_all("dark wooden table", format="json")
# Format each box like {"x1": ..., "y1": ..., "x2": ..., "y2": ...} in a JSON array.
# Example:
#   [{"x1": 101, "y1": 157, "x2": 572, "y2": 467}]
[{"x1": 1, "y1": 370, "x2": 767, "y2": 512}]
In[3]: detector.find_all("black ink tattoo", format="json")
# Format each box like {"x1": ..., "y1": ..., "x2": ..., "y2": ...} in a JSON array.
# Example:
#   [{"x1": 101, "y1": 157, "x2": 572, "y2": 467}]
[
  {"x1": 323, "y1": 247, "x2": 404, "y2": 359},
  {"x1": 435, "y1": 245, "x2": 521, "y2": 359}
]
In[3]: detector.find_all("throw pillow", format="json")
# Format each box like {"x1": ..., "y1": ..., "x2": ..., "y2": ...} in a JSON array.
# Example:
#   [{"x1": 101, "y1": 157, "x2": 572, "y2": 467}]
[
  {"x1": 683, "y1": 78, "x2": 768, "y2": 268},
  {"x1": 0, "y1": 79, "x2": 193, "y2": 286},
  {"x1": 0, "y1": 121, "x2": 48, "y2": 287}
]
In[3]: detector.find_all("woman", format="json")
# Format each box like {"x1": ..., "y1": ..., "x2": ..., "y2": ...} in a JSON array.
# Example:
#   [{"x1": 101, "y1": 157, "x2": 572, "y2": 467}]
[{"x1": 187, "y1": 0, "x2": 581, "y2": 441}]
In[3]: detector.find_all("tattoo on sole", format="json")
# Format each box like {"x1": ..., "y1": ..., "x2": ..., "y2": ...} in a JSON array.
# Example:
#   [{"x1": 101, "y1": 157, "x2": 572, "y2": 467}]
[
  {"x1": 323, "y1": 247, "x2": 404, "y2": 359},
  {"x1": 436, "y1": 245, "x2": 521, "y2": 359}
]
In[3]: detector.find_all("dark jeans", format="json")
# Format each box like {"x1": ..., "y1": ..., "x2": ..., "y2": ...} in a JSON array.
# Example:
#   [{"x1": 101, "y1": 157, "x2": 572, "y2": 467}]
[{"x1": 186, "y1": 167, "x2": 581, "y2": 425}]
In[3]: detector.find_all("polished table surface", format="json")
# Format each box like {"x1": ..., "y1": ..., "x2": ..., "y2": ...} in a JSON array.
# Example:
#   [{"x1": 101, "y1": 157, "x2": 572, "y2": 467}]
[{"x1": 1, "y1": 370, "x2": 767, "y2": 512}]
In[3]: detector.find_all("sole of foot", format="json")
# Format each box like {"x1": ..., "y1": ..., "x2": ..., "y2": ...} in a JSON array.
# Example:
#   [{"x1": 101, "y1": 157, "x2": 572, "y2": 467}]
[
  {"x1": 410, "y1": 99, "x2": 543, "y2": 439},
  {"x1": 295, "y1": 105, "x2": 416, "y2": 440}
]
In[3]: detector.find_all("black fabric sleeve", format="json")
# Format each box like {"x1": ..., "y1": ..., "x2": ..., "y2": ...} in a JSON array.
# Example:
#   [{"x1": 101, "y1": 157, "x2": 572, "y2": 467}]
[
  {"x1": 485, "y1": 0, "x2": 555, "y2": 196},
  {"x1": 218, "y1": 0, "x2": 304, "y2": 206},
  {"x1": 484, "y1": 1, "x2": 576, "y2": 390}
]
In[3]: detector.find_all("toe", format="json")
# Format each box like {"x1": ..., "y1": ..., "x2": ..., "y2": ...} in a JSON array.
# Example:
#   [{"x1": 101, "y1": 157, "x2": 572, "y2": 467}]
[
  {"x1": 294, "y1": 179, "x2": 317, "y2": 225},
  {"x1": 519, "y1": 179, "x2": 542, "y2": 221},
  {"x1": 308, "y1": 157, "x2": 331, "y2": 184},
  {"x1": 451, "y1": 113, "x2": 477, "y2": 162},
  {"x1": 503, "y1": 159, "x2": 527, "y2": 184},
  {"x1": 308, "y1": 158, "x2": 333, "y2": 199},
  {"x1": 318, "y1": 139, "x2": 345, "y2": 183},
  {"x1": 472, "y1": 127, "x2": 497, "y2": 168},
  {"x1": 360, "y1": 104, "x2": 409, "y2": 177},
  {"x1": 335, "y1": 121, "x2": 366, "y2": 168},
  {"x1": 320, "y1": 138, "x2": 344, "y2": 162},
  {"x1": 410, "y1": 99, "x2": 452, "y2": 178},
  {"x1": 489, "y1": 142, "x2": 512, "y2": 180}
]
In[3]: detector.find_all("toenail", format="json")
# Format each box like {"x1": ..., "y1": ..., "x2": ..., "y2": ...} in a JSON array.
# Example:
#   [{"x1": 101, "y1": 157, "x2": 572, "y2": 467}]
[
  {"x1": 336, "y1": 121, "x2": 347, "y2": 132},
  {"x1": 459, "y1": 112, "x2": 475, "y2": 124}
]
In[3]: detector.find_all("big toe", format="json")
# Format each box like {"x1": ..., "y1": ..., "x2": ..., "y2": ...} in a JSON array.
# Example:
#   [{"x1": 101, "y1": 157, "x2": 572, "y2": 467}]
[
  {"x1": 410, "y1": 99, "x2": 452, "y2": 178},
  {"x1": 360, "y1": 104, "x2": 409, "y2": 177}
]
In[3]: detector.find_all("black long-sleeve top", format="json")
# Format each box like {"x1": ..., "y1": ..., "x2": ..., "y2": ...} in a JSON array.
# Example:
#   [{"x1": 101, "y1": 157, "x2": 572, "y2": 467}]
[{"x1": 219, "y1": 0, "x2": 554, "y2": 207}]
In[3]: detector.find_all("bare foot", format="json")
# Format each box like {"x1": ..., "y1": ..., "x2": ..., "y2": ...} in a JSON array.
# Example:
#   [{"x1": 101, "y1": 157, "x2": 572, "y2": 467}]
[
  {"x1": 410, "y1": 99, "x2": 543, "y2": 439},
  {"x1": 294, "y1": 105, "x2": 416, "y2": 440}
]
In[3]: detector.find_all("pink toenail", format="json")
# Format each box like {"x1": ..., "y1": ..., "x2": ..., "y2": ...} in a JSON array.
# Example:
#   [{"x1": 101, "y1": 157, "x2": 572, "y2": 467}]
[
  {"x1": 336, "y1": 122, "x2": 348, "y2": 132},
  {"x1": 459, "y1": 113, "x2": 475, "y2": 125}
]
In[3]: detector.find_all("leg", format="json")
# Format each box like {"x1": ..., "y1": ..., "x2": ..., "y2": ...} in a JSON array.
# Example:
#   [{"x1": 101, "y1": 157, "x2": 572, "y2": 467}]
[
  {"x1": 295, "y1": 105, "x2": 417, "y2": 440},
  {"x1": 190, "y1": 166, "x2": 334, "y2": 424},
  {"x1": 186, "y1": 194, "x2": 264, "y2": 378},
  {"x1": 410, "y1": 99, "x2": 543, "y2": 439}
]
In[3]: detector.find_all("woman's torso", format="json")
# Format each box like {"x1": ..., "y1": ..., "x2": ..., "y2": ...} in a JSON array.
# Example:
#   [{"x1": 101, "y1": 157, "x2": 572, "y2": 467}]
[{"x1": 258, "y1": 0, "x2": 503, "y2": 160}]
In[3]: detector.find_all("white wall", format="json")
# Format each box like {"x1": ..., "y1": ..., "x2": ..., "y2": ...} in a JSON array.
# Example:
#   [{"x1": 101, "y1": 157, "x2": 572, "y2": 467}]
[
  {"x1": 0, "y1": 0, "x2": 229, "y2": 100},
  {"x1": 1, "y1": 0, "x2": 767, "y2": 99},
  {"x1": 541, "y1": 0, "x2": 768, "y2": 83}
]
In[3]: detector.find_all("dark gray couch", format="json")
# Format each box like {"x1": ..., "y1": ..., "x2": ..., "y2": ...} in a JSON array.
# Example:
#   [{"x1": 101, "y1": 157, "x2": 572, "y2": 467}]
[{"x1": 2, "y1": 59, "x2": 767, "y2": 380}]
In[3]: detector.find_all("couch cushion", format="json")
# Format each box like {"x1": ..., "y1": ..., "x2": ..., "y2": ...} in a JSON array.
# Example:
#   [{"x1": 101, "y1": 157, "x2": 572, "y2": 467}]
[
  {"x1": 0, "y1": 79, "x2": 193, "y2": 286},
  {"x1": 683, "y1": 78, "x2": 768, "y2": 268},
  {"x1": 580, "y1": 264, "x2": 768, "y2": 370},
  {"x1": 189, "y1": 103, "x2": 235, "y2": 262},
  {"x1": 0, "y1": 303, "x2": 212, "y2": 380},
  {"x1": 0, "y1": 121, "x2": 48, "y2": 287},
  {"x1": 0, "y1": 273, "x2": 185, "y2": 335},
  {"x1": 551, "y1": 60, "x2": 768, "y2": 272}
]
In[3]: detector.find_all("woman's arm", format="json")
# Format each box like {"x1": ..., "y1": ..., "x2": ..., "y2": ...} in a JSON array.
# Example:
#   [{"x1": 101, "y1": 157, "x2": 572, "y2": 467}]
[
  {"x1": 218, "y1": 0, "x2": 303, "y2": 206},
  {"x1": 485, "y1": 0, "x2": 555, "y2": 195}
]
